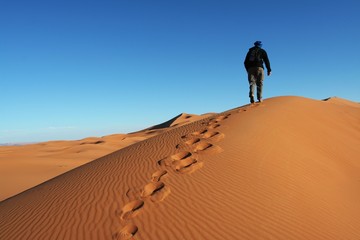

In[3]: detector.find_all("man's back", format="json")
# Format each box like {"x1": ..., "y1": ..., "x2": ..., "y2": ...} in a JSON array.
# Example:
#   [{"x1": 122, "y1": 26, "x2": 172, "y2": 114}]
[{"x1": 244, "y1": 46, "x2": 271, "y2": 72}]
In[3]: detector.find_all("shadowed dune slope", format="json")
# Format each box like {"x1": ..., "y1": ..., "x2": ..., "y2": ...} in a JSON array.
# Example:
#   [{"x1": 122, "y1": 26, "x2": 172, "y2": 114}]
[{"x1": 0, "y1": 96, "x2": 359, "y2": 240}]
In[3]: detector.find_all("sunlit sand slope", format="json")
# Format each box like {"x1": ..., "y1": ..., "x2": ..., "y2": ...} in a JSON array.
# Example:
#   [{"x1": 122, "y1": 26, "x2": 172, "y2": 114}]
[{"x1": 0, "y1": 96, "x2": 359, "y2": 240}]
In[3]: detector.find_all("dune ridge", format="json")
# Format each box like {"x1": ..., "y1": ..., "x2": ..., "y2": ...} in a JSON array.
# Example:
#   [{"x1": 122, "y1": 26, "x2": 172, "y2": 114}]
[{"x1": 1, "y1": 96, "x2": 359, "y2": 240}]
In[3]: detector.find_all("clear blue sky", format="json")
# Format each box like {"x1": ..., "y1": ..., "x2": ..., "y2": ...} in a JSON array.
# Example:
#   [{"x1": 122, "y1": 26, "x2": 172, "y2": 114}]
[{"x1": 1, "y1": 0, "x2": 359, "y2": 143}]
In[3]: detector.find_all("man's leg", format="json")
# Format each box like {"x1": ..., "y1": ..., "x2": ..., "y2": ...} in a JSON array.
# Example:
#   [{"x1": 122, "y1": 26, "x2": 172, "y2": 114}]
[
  {"x1": 248, "y1": 68, "x2": 257, "y2": 103},
  {"x1": 256, "y1": 68, "x2": 264, "y2": 102}
]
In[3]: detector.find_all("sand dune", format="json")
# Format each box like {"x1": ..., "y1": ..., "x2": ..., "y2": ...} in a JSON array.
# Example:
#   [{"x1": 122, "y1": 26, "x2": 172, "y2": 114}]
[
  {"x1": 0, "y1": 112, "x2": 210, "y2": 201},
  {"x1": 0, "y1": 96, "x2": 359, "y2": 240}
]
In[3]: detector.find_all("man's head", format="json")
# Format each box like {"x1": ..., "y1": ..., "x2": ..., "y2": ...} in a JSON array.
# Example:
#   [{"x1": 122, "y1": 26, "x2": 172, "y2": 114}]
[{"x1": 254, "y1": 41, "x2": 262, "y2": 48}]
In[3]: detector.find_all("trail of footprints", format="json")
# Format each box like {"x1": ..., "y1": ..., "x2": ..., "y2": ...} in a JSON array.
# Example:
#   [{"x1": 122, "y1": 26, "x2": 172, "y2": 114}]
[{"x1": 113, "y1": 113, "x2": 231, "y2": 239}]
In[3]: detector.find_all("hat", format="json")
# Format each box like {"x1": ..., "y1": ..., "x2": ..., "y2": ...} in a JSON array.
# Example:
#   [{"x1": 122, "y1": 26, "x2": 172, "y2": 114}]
[{"x1": 254, "y1": 41, "x2": 262, "y2": 47}]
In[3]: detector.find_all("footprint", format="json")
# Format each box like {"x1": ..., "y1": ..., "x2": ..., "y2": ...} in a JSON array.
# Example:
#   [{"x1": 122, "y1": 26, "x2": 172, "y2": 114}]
[
  {"x1": 141, "y1": 182, "x2": 165, "y2": 198},
  {"x1": 113, "y1": 223, "x2": 138, "y2": 240},
  {"x1": 177, "y1": 161, "x2": 204, "y2": 174},
  {"x1": 173, "y1": 157, "x2": 197, "y2": 170},
  {"x1": 120, "y1": 200, "x2": 144, "y2": 220},
  {"x1": 194, "y1": 142, "x2": 213, "y2": 152},
  {"x1": 194, "y1": 142, "x2": 222, "y2": 154},
  {"x1": 158, "y1": 151, "x2": 192, "y2": 167},
  {"x1": 208, "y1": 120, "x2": 219, "y2": 125},
  {"x1": 239, "y1": 103, "x2": 262, "y2": 112},
  {"x1": 181, "y1": 134, "x2": 188, "y2": 139},
  {"x1": 151, "y1": 170, "x2": 168, "y2": 182},
  {"x1": 208, "y1": 117, "x2": 217, "y2": 122},
  {"x1": 158, "y1": 152, "x2": 192, "y2": 166},
  {"x1": 208, "y1": 123, "x2": 220, "y2": 129},
  {"x1": 202, "y1": 131, "x2": 225, "y2": 142},
  {"x1": 191, "y1": 129, "x2": 208, "y2": 136},
  {"x1": 216, "y1": 117, "x2": 225, "y2": 121},
  {"x1": 171, "y1": 151, "x2": 192, "y2": 161},
  {"x1": 172, "y1": 157, "x2": 203, "y2": 174},
  {"x1": 185, "y1": 138, "x2": 201, "y2": 145},
  {"x1": 142, "y1": 182, "x2": 170, "y2": 202},
  {"x1": 202, "y1": 131, "x2": 219, "y2": 139},
  {"x1": 215, "y1": 114, "x2": 231, "y2": 121}
]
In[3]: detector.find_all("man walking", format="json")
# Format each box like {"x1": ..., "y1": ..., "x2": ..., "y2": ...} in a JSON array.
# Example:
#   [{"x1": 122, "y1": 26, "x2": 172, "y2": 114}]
[{"x1": 244, "y1": 41, "x2": 271, "y2": 103}]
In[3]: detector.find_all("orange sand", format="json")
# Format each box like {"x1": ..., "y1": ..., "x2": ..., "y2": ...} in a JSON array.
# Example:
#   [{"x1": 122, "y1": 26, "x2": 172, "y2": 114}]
[
  {"x1": 0, "y1": 96, "x2": 359, "y2": 240},
  {"x1": 0, "y1": 113, "x2": 206, "y2": 201}
]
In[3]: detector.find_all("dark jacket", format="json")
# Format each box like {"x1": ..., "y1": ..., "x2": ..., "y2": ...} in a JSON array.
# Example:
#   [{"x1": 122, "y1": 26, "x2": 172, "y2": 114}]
[{"x1": 244, "y1": 46, "x2": 271, "y2": 72}]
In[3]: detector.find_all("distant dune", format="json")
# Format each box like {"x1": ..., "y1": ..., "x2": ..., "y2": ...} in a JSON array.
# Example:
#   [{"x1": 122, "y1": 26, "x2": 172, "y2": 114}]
[{"x1": 0, "y1": 96, "x2": 359, "y2": 240}]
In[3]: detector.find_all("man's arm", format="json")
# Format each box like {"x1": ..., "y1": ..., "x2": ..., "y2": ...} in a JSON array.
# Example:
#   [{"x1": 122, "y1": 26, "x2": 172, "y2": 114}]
[{"x1": 262, "y1": 50, "x2": 271, "y2": 75}]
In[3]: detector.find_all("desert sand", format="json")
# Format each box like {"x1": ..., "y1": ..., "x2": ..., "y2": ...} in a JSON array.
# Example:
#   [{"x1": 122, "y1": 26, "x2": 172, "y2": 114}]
[
  {"x1": 0, "y1": 113, "x2": 207, "y2": 201},
  {"x1": 0, "y1": 96, "x2": 359, "y2": 240}
]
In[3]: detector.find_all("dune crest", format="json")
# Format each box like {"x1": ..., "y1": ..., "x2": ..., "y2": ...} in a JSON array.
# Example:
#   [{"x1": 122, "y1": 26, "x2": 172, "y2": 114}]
[
  {"x1": 1, "y1": 96, "x2": 360, "y2": 240},
  {"x1": 323, "y1": 96, "x2": 360, "y2": 108}
]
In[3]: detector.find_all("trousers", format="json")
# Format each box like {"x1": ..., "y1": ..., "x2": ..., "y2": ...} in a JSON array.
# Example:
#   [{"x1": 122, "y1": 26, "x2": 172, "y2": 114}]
[{"x1": 247, "y1": 67, "x2": 264, "y2": 100}]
